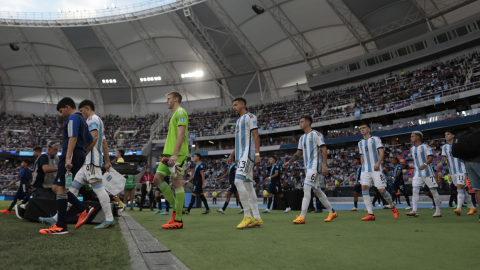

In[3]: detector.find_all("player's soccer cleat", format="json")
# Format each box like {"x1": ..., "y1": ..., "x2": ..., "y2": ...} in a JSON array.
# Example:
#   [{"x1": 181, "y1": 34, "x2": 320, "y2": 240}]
[
  {"x1": 262, "y1": 209, "x2": 270, "y2": 213},
  {"x1": 430, "y1": 206, "x2": 436, "y2": 209},
  {"x1": 467, "y1": 208, "x2": 477, "y2": 215},
  {"x1": 405, "y1": 206, "x2": 412, "y2": 210},
  {"x1": 406, "y1": 211, "x2": 419, "y2": 217},
  {"x1": 0, "y1": 209, "x2": 11, "y2": 214},
  {"x1": 383, "y1": 205, "x2": 393, "y2": 209},
  {"x1": 454, "y1": 208, "x2": 461, "y2": 216},
  {"x1": 433, "y1": 213, "x2": 442, "y2": 217},
  {"x1": 361, "y1": 214, "x2": 375, "y2": 221},
  {"x1": 166, "y1": 212, "x2": 177, "y2": 224},
  {"x1": 161, "y1": 211, "x2": 169, "y2": 215},
  {"x1": 396, "y1": 191, "x2": 401, "y2": 195},
  {"x1": 249, "y1": 218, "x2": 263, "y2": 228},
  {"x1": 75, "y1": 206, "x2": 95, "y2": 229},
  {"x1": 162, "y1": 220, "x2": 183, "y2": 229},
  {"x1": 324, "y1": 212, "x2": 338, "y2": 222},
  {"x1": 39, "y1": 224, "x2": 68, "y2": 235},
  {"x1": 201, "y1": 210, "x2": 210, "y2": 215},
  {"x1": 293, "y1": 215, "x2": 306, "y2": 224},
  {"x1": 364, "y1": 209, "x2": 368, "y2": 212},
  {"x1": 391, "y1": 205, "x2": 399, "y2": 219},
  {"x1": 216, "y1": 209, "x2": 225, "y2": 214},
  {"x1": 184, "y1": 210, "x2": 190, "y2": 215},
  {"x1": 154, "y1": 210, "x2": 163, "y2": 214},
  {"x1": 350, "y1": 207, "x2": 358, "y2": 211},
  {"x1": 238, "y1": 209, "x2": 244, "y2": 214},
  {"x1": 39, "y1": 216, "x2": 56, "y2": 226},
  {"x1": 237, "y1": 216, "x2": 254, "y2": 229},
  {"x1": 94, "y1": 220, "x2": 116, "y2": 229},
  {"x1": 284, "y1": 207, "x2": 291, "y2": 213}
]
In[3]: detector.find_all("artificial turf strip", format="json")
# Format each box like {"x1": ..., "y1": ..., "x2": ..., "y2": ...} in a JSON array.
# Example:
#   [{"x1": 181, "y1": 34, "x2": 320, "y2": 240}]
[
  {"x1": 0, "y1": 201, "x2": 131, "y2": 270},
  {"x1": 130, "y1": 207, "x2": 480, "y2": 270}
]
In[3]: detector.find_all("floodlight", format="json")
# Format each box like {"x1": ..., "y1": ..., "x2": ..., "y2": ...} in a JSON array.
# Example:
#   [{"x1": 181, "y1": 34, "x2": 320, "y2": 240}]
[{"x1": 252, "y1": 5, "x2": 264, "y2": 15}]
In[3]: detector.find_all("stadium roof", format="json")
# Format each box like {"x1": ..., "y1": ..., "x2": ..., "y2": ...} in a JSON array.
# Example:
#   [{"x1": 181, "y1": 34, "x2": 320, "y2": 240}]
[{"x1": 0, "y1": 0, "x2": 479, "y2": 114}]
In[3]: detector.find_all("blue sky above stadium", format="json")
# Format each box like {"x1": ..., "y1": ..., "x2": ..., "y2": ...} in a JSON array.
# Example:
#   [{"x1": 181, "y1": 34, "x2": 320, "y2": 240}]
[{"x1": 1, "y1": 0, "x2": 177, "y2": 13}]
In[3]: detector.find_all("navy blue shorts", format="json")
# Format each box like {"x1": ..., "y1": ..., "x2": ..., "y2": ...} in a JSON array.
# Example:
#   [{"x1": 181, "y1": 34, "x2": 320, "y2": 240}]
[
  {"x1": 392, "y1": 180, "x2": 405, "y2": 192},
  {"x1": 54, "y1": 149, "x2": 85, "y2": 186},
  {"x1": 268, "y1": 182, "x2": 283, "y2": 194},
  {"x1": 353, "y1": 184, "x2": 362, "y2": 193},
  {"x1": 228, "y1": 182, "x2": 237, "y2": 193},
  {"x1": 15, "y1": 183, "x2": 31, "y2": 199},
  {"x1": 192, "y1": 181, "x2": 203, "y2": 194}
]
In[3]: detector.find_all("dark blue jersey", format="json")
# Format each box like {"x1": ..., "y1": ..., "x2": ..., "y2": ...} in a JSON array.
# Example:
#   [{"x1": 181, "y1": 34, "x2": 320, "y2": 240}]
[
  {"x1": 193, "y1": 162, "x2": 204, "y2": 184},
  {"x1": 62, "y1": 112, "x2": 93, "y2": 153},
  {"x1": 270, "y1": 164, "x2": 281, "y2": 184},
  {"x1": 228, "y1": 163, "x2": 237, "y2": 184},
  {"x1": 18, "y1": 168, "x2": 32, "y2": 185},
  {"x1": 354, "y1": 165, "x2": 362, "y2": 185},
  {"x1": 393, "y1": 165, "x2": 403, "y2": 183}
]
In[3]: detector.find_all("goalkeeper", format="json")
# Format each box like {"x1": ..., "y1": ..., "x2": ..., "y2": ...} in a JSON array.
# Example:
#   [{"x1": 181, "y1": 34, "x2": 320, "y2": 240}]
[{"x1": 153, "y1": 91, "x2": 189, "y2": 230}]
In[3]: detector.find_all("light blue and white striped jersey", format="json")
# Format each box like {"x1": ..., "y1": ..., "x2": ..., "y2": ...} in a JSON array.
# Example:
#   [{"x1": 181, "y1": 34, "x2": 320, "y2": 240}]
[
  {"x1": 411, "y1": 144, "x2": 435, "y2": 177},
  {"x1": 441, "y1": 143, "x2": 465, "y2": 175},
  {"x1": 85, "y1": 114, "x2": 106, "y2": 167},
  {"x1": 235, "y1": 112, "x2": 258, "y2": 161},
  {"x1": 298, "y1": 130, "x2": 325, "y2": 172},
  {"x1": 358, "y1": 136, "x2": 384, "y2": 172}
]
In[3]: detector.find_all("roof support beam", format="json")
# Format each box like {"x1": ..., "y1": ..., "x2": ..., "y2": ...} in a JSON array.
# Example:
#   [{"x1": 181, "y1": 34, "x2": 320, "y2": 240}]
[
  {"x1": 167, "y1": 10, "x2": 233, "y2": 105},
  {"x1": 259, "y1": 0, "x2": 322, "y2": 69},
  {"x1": 91, "y1": 25, "x2": 147, "y2": 114},
  {"x1": 0, "y1": 63, "x2": 15, "y2": 111},
  {"x1": 51, "y1": 27, "x2": 105, "y2": 113},
  {"x1": 325, "y1": 0, "x2": 378, "y2": 53},
  {"x1": 206, "y1": 0, "x2": 278, "y2": 98}
]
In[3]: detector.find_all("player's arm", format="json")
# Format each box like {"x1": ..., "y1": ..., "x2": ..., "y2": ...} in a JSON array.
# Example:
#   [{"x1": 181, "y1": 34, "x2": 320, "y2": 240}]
[
  {"x1": 252, "y1": 128, "x2": 261, "y2": 165},
  {"x1": 86, "y1": 130, "x2": 99, "y2": 156},
  {"x1": 394, "y1": 168, "x2": 401, "y2": 179},
  {"x1": 437, "y1": 156, "x2": 447, "y2": 169},
  {"x1": 66, "y1": 137, "x2": 77, "y2": 170},
  {"x1": 201, "y1": 171, "x2": 205, "y2": 189},
  {"x1": 168, "y1": 125, "x2": 186, "y2": 166},
  {"x1": 374, "y1": 148, "x2": 384, "y2": 171},
  {"x1": 216, "y1": 172, "x2": 228, "y2": 180},
  {"x1": 320, "y1": 145, "x2": 328, "y2": 176},
  {"x1": 420, "y1": 155, "x2": 433, "y2": 170},
  {"x1": 284, "y1": 150, "x2": 302, "y2": 168},
  {"x1": 42, "y1": 164, "x2": 58, "y2": 173},
  {"x1": 102, "y1": 138, "x2": 112, "y2": 172},
  {"x1": 6, "y1": 177, "x2": 21, "y2": 187}
]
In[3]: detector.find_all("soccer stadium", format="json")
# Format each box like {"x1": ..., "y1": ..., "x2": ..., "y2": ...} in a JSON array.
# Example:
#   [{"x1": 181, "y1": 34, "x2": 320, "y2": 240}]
[{"x1": 2, "y1": 0, "x2": 480, "y2": 269}]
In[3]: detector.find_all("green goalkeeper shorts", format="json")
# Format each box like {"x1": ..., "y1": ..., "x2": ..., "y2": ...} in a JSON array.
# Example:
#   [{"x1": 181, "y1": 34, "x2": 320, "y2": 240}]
[{"x1": 156, "y1": 155, "x2": 187, "y2": 177}]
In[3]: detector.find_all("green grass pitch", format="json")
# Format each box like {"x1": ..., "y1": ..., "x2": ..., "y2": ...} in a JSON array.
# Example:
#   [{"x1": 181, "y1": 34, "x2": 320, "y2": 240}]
[{"x1": 130, "y1": 206, "x2": 480, "y2": 270}]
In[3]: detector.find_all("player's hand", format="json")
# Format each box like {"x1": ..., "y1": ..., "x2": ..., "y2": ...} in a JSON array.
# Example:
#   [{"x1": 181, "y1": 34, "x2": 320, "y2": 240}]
[
  {"x1": 419, "y1": 164, "x2": 426, "y2": 170},
  {"x1": 255, "y1": 155, "x2": 261, "y2": 165},
  {"x1": 6, "y1": 183, "x2": 11, "y2": 188},
  {"x1": 322, "y1": 167, "x2": 328, "y2": 176},
  {"x1": 65, "y1": 160, "x2": 73, "y2": 171},
  {"x1": 374, "y1": 163, "x2": 380, "y2": 171},
  {"x1": 202, "y1": 184, "x2": 206, "y2": 190},
  {"x1": 105, "y1": 162, "x2": 112, "y2": 172},
  {"x1": 283, "y1": 161, "x2": 290, "y2": 168},
  {"x1": 168, "y1": 155, "x2": 178, "y2": 167},
  {"x1": 227, "y1": 154, "x2": 234, "y2": 166}
]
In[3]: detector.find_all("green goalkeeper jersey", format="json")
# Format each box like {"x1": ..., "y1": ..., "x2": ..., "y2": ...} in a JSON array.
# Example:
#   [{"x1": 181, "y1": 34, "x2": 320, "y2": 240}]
[{"x1": 164, "y1": 107, "x2": 189, "y2": 157}]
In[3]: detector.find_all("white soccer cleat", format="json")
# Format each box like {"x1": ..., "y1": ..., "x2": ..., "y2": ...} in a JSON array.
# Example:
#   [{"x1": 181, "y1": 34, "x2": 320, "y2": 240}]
[
  {"x1": 405, "y1": 206, "x2": 412, "y2": 210},
  {"x1": 284, "y1": 207, "x2": 291, "y2": 213},
  {"x1": 216, "y1": 209, "x2": 225, "y2": 214},
  {"x1": 433, "y1": 212, "x2": 442, "y2": 217},
  {"x1": 261, "y1": 209, "x2": 271, "y2": 213},
  {"x1": 430, "y1": 205, "x2": 436, "y2": 209},
  {"x1": 238, "y1": 209, "x2": 244, "y2": 214}
]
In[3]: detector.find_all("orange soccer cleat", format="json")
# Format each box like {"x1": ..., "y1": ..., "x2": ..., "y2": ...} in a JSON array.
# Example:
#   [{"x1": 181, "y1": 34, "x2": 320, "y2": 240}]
[
  {"x1": 162, "y1": 220, "x2": 183, "y2": 229},
  {"x1": 391, "y1": 205, "x2": 399, "y2": 219},
  {"x1": 75, "y1": 206, "x2": 95, "y2": 229},
  {"x1": 39, "y1": 224, "x2": 68, "y2": 235},
  {"x1": 324, "y1": 212, "x2": 338, "y2": 222},
  {"x1": 361, "y1": 214, "x2": 376, "y2": 221},
  {"x1": 293, "y1": 215, "x2": 306, "y2": 224},
  {"x1": 454, "y1": 208, "x2": 461, "y2": 216},
  {"x1": 0, "y1": 209, "x2": 11, "y2": 214},
  {"x1": 467, "y1": 208, "x2": 477, "y2": 215}
]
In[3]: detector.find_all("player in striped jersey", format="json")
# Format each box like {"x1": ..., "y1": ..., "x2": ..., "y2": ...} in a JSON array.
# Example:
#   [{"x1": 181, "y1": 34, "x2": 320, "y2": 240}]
[
  {"x1": 438, "y1": 130, "x2": 476, "y2": 215},
  {"x1": 350, "y1": 156, "x2": 362, "y2": 211},
  {"x1": 227, "y1": 97, "x2": 263, "y2": 229},
  {"x1": 358, "y1": 123, "x2": 399, "y2": 221},
  {"x1": 407, "y1": 131, "x2": 442, "y2": 217},
  {"x1": 283, "y1": 115, "x2": 337, "y2": 224}
]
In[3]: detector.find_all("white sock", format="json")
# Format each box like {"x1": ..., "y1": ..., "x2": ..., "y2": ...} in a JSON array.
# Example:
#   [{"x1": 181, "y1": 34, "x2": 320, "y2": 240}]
[
  {"x1": 93, "y1": 184, "x2": 114, "y2": 222},
  {"x1": 412, "y1": 187, "x2": 420, "y2": 212},
  {"x1": 301, "y1": 185, "x2": 312, "y2": 218},
  {"x1": 464, "y1": 190, "x2": 475, "y2": 208},
  {"x1": 235, "y1": 177, "x2": 251, "y2": 218},
  {"x1": 457, "y1": 189, "x2": 465, "y2": 211},
  {"x1": 382, "y1": 190, "x2": 394, "y2": 206},
  {"x1": 314, "y1": 188, "x2": 333, "y2": 213},
  {"x1": 431, "y1": 188, "x2": 441, "y2": 214},
  {"x1": 245, "y1": 181, "x2": 261, "y2": 220},
  {"x1": 362, "y1": 190, "x2": 373, "y2": 215}
]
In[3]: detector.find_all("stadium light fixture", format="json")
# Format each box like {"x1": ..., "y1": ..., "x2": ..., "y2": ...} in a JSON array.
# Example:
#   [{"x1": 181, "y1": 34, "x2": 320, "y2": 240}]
[
  {"x1": 104, "y1": 4, "x2": 108, "y2": 9},
  {"x1": 111, "y1": 3, "x2": 116, "y2": 8},
  {"x1": 102, "y1": 79, "x2": 117, "y2": 84},
  {"x1": 139, "y1": 76, "x2": 161, "y2": 82},
  {"x1": 58, "y1": 8, "x2": 62, "y2": 13},
  {"x1": 252, "y1": 5, "x2": 265, "y2": 15},
  {"x1": 181, "y1": 70, "x2": 204, "y2": 79}
]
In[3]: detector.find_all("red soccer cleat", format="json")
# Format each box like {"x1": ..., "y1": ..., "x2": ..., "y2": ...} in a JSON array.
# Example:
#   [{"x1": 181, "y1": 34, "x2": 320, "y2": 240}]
[
  {"x1": 361, "y1": 214, "x2": 376, "y2": 221},
  {"x1": 75, "y1": 206, "x2": 95, "y2": 229}
]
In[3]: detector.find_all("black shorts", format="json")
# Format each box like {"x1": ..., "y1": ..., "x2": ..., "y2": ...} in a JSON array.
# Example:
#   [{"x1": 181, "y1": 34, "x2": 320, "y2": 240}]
[
  {"x1": 450, "y1": 182, "x2": 457, "y2": 191},
  {"x1": 54, "y1": 149, "x2": 85, "y2": 186},
  {"x1": 392, "y1": 180, "x2": 405, "y2": 192},
  {"x1": 423, "y1": 184, "x2": 431, "y2": 193},
  {"x1": 268, "y1": 182, "x2": 283, "y2": 194},
  {"x1": 353, "y1": 184, "x2": 362, "y2": 193},
  {"x1": 193, "y1": 182, "x2": 203, "y2": 194},
  {"x1": 228, "y1": 182, "x2": 237, "y2": 193}
]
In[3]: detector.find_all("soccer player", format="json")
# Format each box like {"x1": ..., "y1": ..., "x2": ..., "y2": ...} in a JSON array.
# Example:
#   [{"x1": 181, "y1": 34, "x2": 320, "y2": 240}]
[
  {"x1": 185, "y1": 153, "x2": 210, "y2": 215},
  {"x1": 153, "y1": 91, "x2": 188, "y2": 230},
  {"x1": 438, "y1": 130, "x2": 476, "y2": 215},
  {"x1": 227, "y1": 97, "x2": 263, "y2": 229},
  {"x1": 1, "y1": 159, "x2": 33, "y2": 215},
  {"x1": 154, "y1": 179, "x2": 171, "y2": 215},
  {"x1": 283, "y1": 115, "x2": 337, "y2": 224},
  {"x1": 357, "y1": 123, "x2": 399, "y2": 221},
  {"x1": 39, "y1": 100, "x2": 115, "y2": 229},
  {"x1": 39, "y1": 97, "x2": 95, "y2": 235},
  {"x1": 389, "y1": 157, "x2": 412, "y2": 210},
  {"x1": 406, "y1": 131, "x2": 442, "y2": 217},
  {"x1": 140, "y1": 167, "x2": 155, "y2": 211},
  {"x1": 216, "y1": 162, "x2": 244, "y2": 214},
  {"x1": 350, "y1": 156, "x2": 362, "y2": 211},
  {"x1": 262, "y1": 156, "x2": 291, "y2": 213}
]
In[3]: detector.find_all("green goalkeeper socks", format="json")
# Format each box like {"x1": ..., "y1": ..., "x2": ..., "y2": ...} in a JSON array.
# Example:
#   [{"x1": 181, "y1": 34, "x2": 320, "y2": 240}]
[
  {"x1": 174, "y1": 187, "x2": 185, "y2": 222},
  {"x1": 159, "y1": 181, "x2": 176, "y2": 208}
]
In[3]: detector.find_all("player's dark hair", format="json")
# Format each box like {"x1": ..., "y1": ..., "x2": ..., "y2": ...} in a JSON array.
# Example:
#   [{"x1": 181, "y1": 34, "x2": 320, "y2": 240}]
[
  {"x1": 118, "y1": 150, "x2": 125, "y2": 158},
  {"x1": 33, "y1": 146, "x2": 42, "y2": 152},
  {"x1": 359, "y1": 122, "x2": 371, "y2": 128},
  {"x1": 194, "y1": 153, "x2": 202, "y2": 159},
  {"x1": 353, "y1": 156, "x2": 360, "y2": 162},
  {"x1": 445, "y1": 129, "x2": 456, "y2": 136},
  {"x1": 167, "y1": 91, "x2": 183, "y2": 103},
  {"x1": 56, "y1": 97, "x2": 76, "y2": 111},
  {"x1": 22, "y1": 159, "x2": 32, "y2": 166},
  {"x1": 79, "y1": 99, "x2": 95, "y2": 112},
  {"x1": 270, "y1": 156, "x2": 277, "y2": 161},
  {"x1": 300, "y1": 115, "x2": 313, "y2": 125},
  {"x1": 393, "y1": 157, "x2": 399, "y2": 162},
  {"x1": 233, "y1": 97, "x2": 247, "y2": 106}
]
